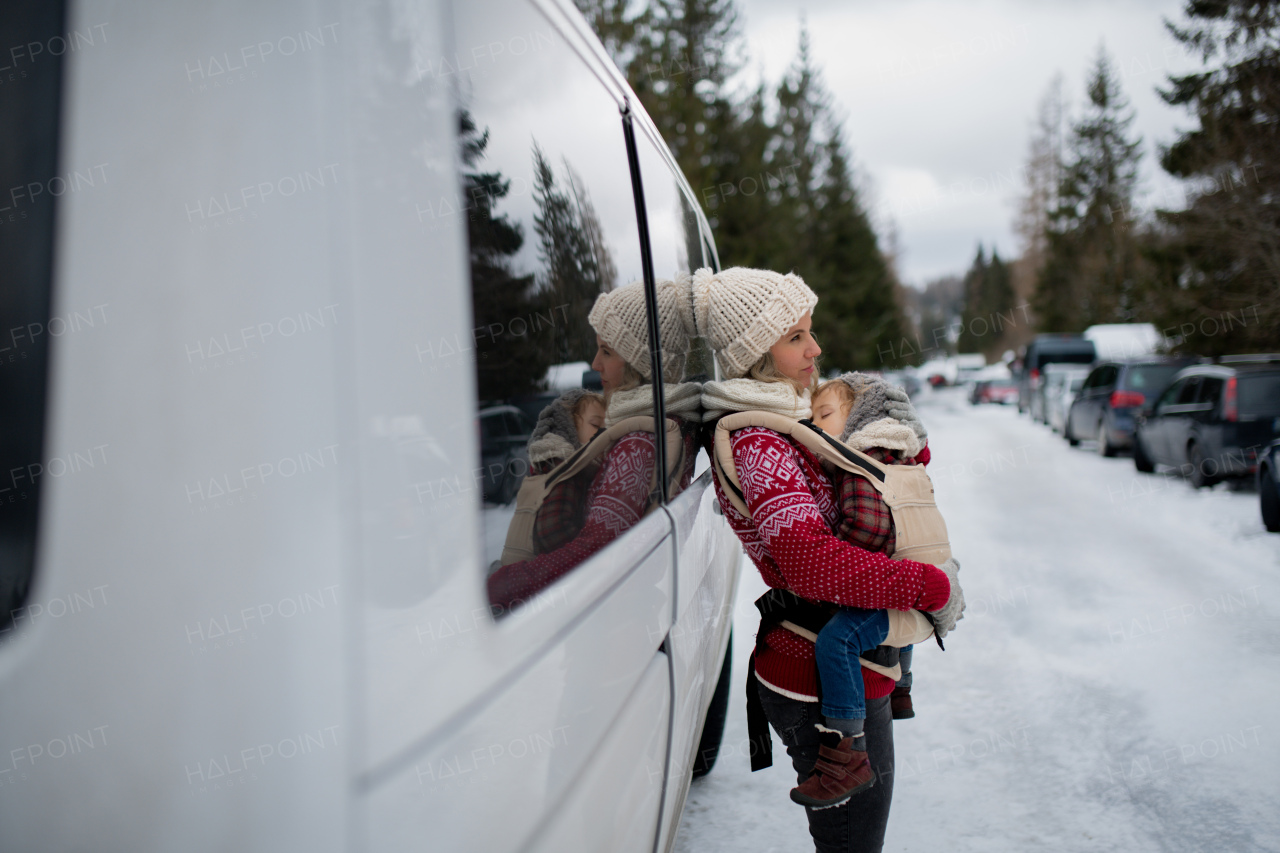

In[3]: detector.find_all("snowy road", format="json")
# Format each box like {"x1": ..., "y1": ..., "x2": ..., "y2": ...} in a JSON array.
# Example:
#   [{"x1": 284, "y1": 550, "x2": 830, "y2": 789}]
[{"x1": 675, "y1": 387, "x2": 1280, "y2": 853}]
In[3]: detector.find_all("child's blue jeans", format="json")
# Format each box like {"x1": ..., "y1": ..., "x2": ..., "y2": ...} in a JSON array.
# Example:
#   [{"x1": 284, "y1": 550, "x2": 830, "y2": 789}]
[{"x1": 815, "y1": 607, "x2": 890, "y2": 721}]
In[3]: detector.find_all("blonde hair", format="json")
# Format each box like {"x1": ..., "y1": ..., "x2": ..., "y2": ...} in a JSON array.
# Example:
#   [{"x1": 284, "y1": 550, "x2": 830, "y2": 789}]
[
  {"x1": 746, "y1": 352, "x2": 821, "y2": 395},
  {"x1": 813, "y1": 378, "x2": 856, "y2": 409},
  {"x1": 571, "y1": 392, "x2": 606, "y2": 419}
]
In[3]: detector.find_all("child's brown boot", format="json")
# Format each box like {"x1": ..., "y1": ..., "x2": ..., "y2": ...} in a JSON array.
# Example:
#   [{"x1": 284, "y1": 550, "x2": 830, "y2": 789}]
[{"x1": 789, "y1": 734, "x2": 875, "y2": 808}]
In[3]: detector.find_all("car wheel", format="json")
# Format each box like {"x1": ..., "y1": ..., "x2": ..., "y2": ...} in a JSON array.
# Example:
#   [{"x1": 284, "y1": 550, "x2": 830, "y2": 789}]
[
  {"x1": 1133, "y1": 434, "x2": 1155, "y2": 473},
  {"x1": 1187, "y1": 443, "x2": 1216, "y2": 489},
  {"x1": 691, "y1": 633, "x2": 733, "y2": 778},
  {"x1": 1261, "y1": 468, "x2": 1280, "y2": 533},
  {"x1": 1097, "y1": 420, "x2": 1116, "y2": 457},
  {"x1": 1065, "y1": 417, "x2": 1079, "y2": 446}
]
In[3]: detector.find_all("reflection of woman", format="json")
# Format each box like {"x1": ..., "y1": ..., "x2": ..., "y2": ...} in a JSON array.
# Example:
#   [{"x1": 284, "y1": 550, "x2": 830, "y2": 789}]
[
  {"x1": 694, "y1": 267, "x2": 964, "y2": 853},
  {"x1": 487, "y1": 278, "x2": 699, "y2": 612}
]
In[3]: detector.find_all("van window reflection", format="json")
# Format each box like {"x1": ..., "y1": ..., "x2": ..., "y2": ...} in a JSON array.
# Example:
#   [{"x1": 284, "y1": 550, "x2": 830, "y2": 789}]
[{"x1": 486, "y1": 279, "x2": 698, "y2": 615}]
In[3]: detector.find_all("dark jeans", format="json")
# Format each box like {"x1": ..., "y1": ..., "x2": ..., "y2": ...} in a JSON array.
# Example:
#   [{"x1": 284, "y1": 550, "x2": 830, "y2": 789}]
[
  {"x1": 757, "y1": 682, "x2": 895, "y2": 853},
  {"x1": 814, "y1": 608, "x2": 889, "y2": 721},
  {"x1": 897, "y1": 645, "x2": 913, "y2": 691}
]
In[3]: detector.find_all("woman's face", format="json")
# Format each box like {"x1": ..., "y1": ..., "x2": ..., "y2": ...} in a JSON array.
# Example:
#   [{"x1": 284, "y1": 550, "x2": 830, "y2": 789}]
[
  {"x1": 591, "y1": 335, "x2": 628, "y2": 398},
  {"x1": 768, "y1": 312, "x2": 821, "y2": 388}
]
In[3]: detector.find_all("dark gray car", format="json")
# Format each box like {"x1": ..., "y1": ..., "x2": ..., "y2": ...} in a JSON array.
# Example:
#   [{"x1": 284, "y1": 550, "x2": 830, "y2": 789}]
[
  {"x1": 1134, "y1": 358, "x2": 1280, "y2": 487},
  {"x1": 1065, "y1": 357, "x2": 1199, "y2": 454}
]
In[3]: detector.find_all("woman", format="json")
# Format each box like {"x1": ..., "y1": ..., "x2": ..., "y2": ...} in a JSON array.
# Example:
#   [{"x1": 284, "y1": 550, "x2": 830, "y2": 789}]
[
  {"x1": 693, "y1": 266, "x2": 964, "y2": 853},
  {"x1": 487, "y1": 277, "x2": 700, "y2": 612}
]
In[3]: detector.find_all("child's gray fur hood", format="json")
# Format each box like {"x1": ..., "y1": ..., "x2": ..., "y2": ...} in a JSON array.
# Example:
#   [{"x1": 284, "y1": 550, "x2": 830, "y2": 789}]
[
  {"x1": 527, "y1": 388, "x2": 591, "y2": 466},
  {"x1": 835, "y1": 372, "x2": 924, "y2": 457}
]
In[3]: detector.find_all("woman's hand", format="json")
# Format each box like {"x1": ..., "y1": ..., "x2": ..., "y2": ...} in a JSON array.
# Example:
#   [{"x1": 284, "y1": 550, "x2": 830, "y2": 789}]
[{"x1": 927, "y1": 557, "x2": 965, "y2": 639}]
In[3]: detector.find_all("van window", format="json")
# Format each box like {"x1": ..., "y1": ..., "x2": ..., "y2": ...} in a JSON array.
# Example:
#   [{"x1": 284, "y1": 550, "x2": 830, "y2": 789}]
[
  {"x1": 0, "y1": 3, "x2": 66, "y2": 633},
  {"x1": 449, "y1": 0, "x2": 658, "y2": 615},
  {"x1": 1033, "y1": 344, "x2": 1095, "y2": 371},
  {"x1": 632, "y1": 129, "x2": 709, "y2": 495}
]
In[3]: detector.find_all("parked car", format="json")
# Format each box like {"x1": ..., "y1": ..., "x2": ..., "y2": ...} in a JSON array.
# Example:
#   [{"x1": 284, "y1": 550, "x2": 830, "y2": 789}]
[
  {"x1": 881, "y1": 369, "x2": 922, "y2": 400},
  {"x1": 1018, "y1": 334, "x2": 1097, "y2": 418},
  {"x1": 478, "y1": 405, "x2": 534, "y2": 504},
  {"x1": 1044, "y1": 364, "x2": 1090, "y2": 434},
  {"x1": 971, "y1": 377, "x2": 1019, "y2": 405},
  {"x1": 1133, "y1": 357, "x2": 1280, "y2": 487},
  {"x1": 1259, "y1": 440, "x2": 1280, "y2": 532},
  {"x1": 1064, "y1": 356, "x2": 1200, "y2": 454},
  {"x1": 0, "y1": 3, "x2": 742, "y2": 851}
]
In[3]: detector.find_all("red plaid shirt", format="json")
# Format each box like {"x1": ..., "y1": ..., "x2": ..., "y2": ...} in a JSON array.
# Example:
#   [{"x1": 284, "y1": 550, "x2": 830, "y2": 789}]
[
  {"x1": 532, "y1": 463, "x2": 596, "y2": 555},
  {"x1": 827, "y1": 444, "x2": 929, "y2": 554}
]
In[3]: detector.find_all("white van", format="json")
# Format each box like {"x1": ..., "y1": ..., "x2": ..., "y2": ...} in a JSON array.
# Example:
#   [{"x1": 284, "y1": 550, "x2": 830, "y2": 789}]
[{"x1": 0, "y1": 1, "x2": 742, "y2": 851}]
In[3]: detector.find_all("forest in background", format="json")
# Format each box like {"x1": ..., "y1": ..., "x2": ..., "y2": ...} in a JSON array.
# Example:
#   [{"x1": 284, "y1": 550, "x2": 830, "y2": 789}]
[{"x1": 576, "y1": 0, "x2": 1280, "y2": 367}]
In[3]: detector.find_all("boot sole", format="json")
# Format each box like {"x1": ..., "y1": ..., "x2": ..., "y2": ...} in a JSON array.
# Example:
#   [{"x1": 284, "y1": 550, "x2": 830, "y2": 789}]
[
  {"x1": 892, "y1": 708, "x2": 915, "y2": 720},
  {"x1": 789, "y1": 773, "x2": 875, "y2": 808}
]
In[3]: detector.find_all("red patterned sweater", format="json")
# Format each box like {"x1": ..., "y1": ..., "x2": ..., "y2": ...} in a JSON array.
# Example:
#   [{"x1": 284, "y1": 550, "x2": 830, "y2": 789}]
[
  {"x1": 487, "y1": 430, "x2": 657, "y2": 611},
  {"x1": 714, "y1": 427, "x2": 950, "y2": 702}
]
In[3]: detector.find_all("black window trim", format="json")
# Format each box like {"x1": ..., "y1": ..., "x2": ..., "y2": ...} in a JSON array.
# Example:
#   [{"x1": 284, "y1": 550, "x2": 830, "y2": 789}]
[
  {"x1": 620, "y1": 101, "x2": 669, "y2": 505},
  {"x1": 0, "y1": 0, "x2": 68, "y2": 633}
]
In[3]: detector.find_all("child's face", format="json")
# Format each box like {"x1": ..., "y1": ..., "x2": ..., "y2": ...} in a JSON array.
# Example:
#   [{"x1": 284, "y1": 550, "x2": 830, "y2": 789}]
[
  {"x1": 574, "y1": 399, "x2": 606, "y2": 446},
  {"x1": 811, "y1": 388, "x2": 850, "y2": 437}
]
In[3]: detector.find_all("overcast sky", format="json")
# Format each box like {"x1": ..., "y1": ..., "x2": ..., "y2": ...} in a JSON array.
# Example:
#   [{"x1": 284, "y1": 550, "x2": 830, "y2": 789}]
[{"x1": 734, "y1": 0, "x2": 1197, "y2": 287}]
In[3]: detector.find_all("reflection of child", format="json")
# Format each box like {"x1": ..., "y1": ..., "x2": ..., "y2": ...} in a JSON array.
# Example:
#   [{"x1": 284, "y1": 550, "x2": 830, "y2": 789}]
[
  {"x1": 524, "y1": 390, "x2": 606, "y2": 555},
  {"x1": 572, "y1": 393, "x2": 606, "y2": 447},
  {"x1": 791, "y1": 377, "x2": 929, "y2": 806}
]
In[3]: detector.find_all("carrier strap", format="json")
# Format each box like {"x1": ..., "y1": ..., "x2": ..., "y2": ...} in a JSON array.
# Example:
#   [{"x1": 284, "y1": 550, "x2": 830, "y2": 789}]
[{"x1": 713, "y1": 410, "x2": 951, "y2": 568}]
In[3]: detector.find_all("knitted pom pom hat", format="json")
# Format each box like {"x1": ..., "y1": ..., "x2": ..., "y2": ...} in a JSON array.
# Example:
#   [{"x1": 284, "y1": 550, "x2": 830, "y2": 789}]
[
  {"x1": 588, "y1": 277, "x2": 697, "y2": 382},
  {"x1": 691, "y1": 267, "x2": 818, "y2": 379}
]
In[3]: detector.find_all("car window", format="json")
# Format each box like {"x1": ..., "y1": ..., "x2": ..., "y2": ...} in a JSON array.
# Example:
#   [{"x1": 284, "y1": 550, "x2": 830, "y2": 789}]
[
  {"x1": 1176, "y1": 377, "x2": 1203, "y2": 404},
  {"x1": 449, "y1": 0, "x2": 659, "y2": 616},
  {"x1": 1036, "y1": 347, "x2": 1095, "y2": 370},
  {"x1": 632, "y1": 128, "x2": 709, "y2": 498},
  {"x1": 1197, "y1": 377, "x2": 1224, "y2": 407},
  {"x1": 1238, "y1": 374, "x2": 1280, "y2": 416},
  {"x1": 1155, "y1": 380, "x2": 1182, "y2": 409},
  {"x1": 1126, "y1": 364, "x2": 1182, "y2": 392}
]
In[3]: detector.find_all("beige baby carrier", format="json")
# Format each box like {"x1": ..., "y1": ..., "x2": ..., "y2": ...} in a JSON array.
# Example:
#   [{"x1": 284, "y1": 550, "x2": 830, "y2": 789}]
[
  {"x1": 713, "y1": 410, "x2": 953, "y2": 669},
  {"x1": 498, "y1": 416, "x2": 685, "y2": 566}
]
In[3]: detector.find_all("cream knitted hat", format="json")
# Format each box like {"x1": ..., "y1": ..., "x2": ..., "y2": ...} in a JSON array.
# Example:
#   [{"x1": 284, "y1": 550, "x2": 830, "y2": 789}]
[
  {"x1": 587, "y1": 277, "x2": 696, "y2": 382},
  {"x1": 691, "y1": 267, "x2": 818, "y2": 379}
]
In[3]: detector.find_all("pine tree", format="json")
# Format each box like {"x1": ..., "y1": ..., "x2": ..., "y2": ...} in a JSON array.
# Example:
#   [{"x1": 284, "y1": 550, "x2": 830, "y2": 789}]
[
  {"x1": 531, "y1": 145, "x2": 616, "y2": 364},
  {"x1": 811, "y1": 123, "x2": 906, "y2": 369},
  {"x1": 460, "y1": 111, "x2": 546, "y2": 401},
  {"x1": 627, "y1": 0, "x2": 744, "y2": 205},
  {"x1": 959, "y1": 246, "x2": 1016, "y2": 359},
  {"x1": 1035, "y1": 49, "x2": 1145, "y2": 331},
  {"x1": 1152, "y1": 0, "x2": 1280, "y2": 353}
]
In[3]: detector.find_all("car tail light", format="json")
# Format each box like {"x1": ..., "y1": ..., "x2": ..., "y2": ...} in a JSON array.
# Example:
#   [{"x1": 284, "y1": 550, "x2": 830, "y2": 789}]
[
  {"x1": 1224, "y1": 376, "x2": 1238, "y2": 421},
  {"x1": 1110, "y1": 390, "x2": 1145, "y2": 408}
]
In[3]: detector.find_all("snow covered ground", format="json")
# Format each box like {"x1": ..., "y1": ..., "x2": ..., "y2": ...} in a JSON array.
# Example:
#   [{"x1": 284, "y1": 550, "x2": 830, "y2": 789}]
[{"x1": 675, "y1": 386, "x2": 1280, "y2": 853}]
